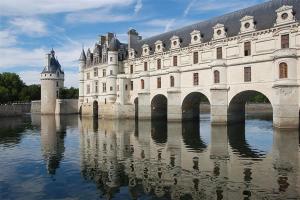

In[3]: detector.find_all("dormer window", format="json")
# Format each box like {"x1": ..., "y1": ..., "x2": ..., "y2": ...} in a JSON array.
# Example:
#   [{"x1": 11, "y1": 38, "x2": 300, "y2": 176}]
[
  {"x1": 129, "y1": 48, "x2": 135, "y2": 59},
  {"x1": 142, "y1": 44, "x2": 150, "y2": 56},
  {"x1": 155, "y1": 40, "x2": 163, "y2": 53},
  {"x1": 170, "y1": 35, "x2": 180, "y2": 49},
  {"x1": 213, "y1": 24, "x2": 226, "y2": 40},
  {"x1": 275, "y1": 5, "x2": 295, "y2": 26},
  {"x1": 190, "y1": 30, "x2": 201, "y2": 45},
  {"x1": 240, "y1": 16, "x2": 255, "y2": 33}
]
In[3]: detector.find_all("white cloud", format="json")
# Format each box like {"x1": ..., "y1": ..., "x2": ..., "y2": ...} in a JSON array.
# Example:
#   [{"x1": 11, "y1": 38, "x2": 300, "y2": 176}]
[
  {"x1": 9, "y1": 18, "x2": 48, "y2": 37},
  {"x1": 134, "y1": 0, "x2": 143, "y2": 15},
  {"x1": 0, "y1": 30, "x2": 17, "y2": 47},
  {"x1": 183, "y1": 0, "x2": 196, "y2": 17},
  {"x1": 0, "y1": 0, "x2": 134, "y2": 16},
  {"x1": 144, "y1": 19, "x2": 175, "y2": 27}
]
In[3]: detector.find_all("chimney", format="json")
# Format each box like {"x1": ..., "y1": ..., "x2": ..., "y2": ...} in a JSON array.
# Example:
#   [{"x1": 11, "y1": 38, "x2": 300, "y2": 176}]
[
  {"x1": 99, "y1": 35, "x2": 106, "y2": 45},
  {"x1": 106, "y1": 32, "x2": 114, "y2": 44},
  {"x1": 128, "y1": 29, "x2": 141, "y2": 49}
]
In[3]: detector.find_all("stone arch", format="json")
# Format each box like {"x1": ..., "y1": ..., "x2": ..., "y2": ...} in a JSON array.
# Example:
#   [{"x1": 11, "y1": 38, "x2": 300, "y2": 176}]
[
  {"x1": 93, "y1": 100, "x2": 98, "y2": 117},
  {"x1": 151, "y1": 94, "x2": 168, "y2": 120},
  {"x1": 134, "y1": 97, "x2": 138, "y2": 120},
  {"x1": 182, "y1": 92, "x2": 210, "y2": 121},
  {"x1": 228, "y1": 90, "x2": 273, "y2": 124}
]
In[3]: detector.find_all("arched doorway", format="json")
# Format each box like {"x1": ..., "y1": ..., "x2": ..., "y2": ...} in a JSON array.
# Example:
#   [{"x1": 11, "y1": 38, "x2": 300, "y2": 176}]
[
  {"x1": 134, "y1": 97, "x2": 138, "y2": 120},
  {"x1": 151, "y1": 94, "x2": 167, "y2": 120},
  {"x1": 93, "y1": 101, "x2": 98, "y2": 117},
  {"x1": 228, "y1": 90, "x2": 272, "y2": 124},
  {"x1": 182, "y1": 92, "x2": 210, "y2": 121}
]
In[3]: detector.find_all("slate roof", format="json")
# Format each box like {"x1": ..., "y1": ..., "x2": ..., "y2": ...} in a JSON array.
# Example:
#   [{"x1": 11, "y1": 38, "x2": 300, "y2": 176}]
[
  {"x1": 42, "y1": 49, "x2": 64, "y2": 74},
  {"x1": 131, "y1": 0, "x2": 300, "y2": 57},
  {"x1": 108, "y1": 37, "x2": 121, "y2": 51}
]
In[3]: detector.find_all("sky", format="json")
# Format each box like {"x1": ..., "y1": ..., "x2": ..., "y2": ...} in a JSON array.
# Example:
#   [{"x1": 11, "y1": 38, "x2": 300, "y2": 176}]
[{"x1": 0, "y1": 0, "x2": 266, "y2": 88}]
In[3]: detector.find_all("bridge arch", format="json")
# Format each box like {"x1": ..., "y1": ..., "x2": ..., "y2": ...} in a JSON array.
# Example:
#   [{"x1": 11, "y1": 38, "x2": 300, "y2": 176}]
[
  {"x1": 228, "y1": 90, "x2": 273, "y2": 124},
  {"x1": 182, "y1": 92, "x2": 210, "y2": 121},
  {"x1": 151, "y1": 94, "x2": 168, "y2": 120}
]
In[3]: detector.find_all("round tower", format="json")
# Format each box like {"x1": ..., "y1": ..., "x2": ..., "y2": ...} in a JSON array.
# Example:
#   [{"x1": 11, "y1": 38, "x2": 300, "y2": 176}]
[
  {"x1": 79, "y1": 48, "x2": 86, "y2": 108},
  {"x1": 41, "y1": 49, "x2": 64, "y2": 114}
]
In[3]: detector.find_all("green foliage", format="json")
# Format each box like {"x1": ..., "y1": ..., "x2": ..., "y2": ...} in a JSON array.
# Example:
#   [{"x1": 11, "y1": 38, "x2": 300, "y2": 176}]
[
  {"x1": 249, "y1": 93, "x2": 270, "y2": 103},
  {"x1": 59, "y1": 87, "x2": 79, "y2": 99},
  {"x1": 0, "y1": 72, "x2": 26, "y2": 103},
  {"x1": 19, "y1": 85, "x2": 41, "y2": 101}
]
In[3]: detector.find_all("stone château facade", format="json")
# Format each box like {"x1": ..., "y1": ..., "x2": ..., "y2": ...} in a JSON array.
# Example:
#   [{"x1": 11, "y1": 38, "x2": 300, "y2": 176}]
[{"x1": 79, "y1": 0, "x2": 300, "y2": 129}]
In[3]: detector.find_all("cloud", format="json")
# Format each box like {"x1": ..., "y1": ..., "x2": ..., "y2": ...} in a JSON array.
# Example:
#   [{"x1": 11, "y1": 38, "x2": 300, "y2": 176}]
[
  {"x1": 9, "y1": 18, "x2": 48, "y2": 37},
  {"x1": 144, "y1": 19, "x2": 175, "y2": 27},
  {"x1": 134, "y1": 0, "x2": 143, "y2": 15},
  {"x1": 0, "y1": 0, "x2": 134, "y2": 16},
  {"x1": 0, "y1": 30, "x2": 17, "y2": 47},
  {"x1": 183, "y1": 0, "x2": 196, "y2": 17}
]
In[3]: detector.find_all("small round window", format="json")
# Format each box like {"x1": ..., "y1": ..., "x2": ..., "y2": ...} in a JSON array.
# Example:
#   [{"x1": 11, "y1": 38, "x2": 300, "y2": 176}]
[
  {"x1": 217, "y1": 30, "x2": 222, "y2": 35},
  {"x1": 173, "y1": 41, "x2": 177, "y2": 46},
  {"x1": 281, "y1": 13, "x2": 288, "y2": 20},
  {"x1": 244, "y1": 22, "x2": 250, "y2": 29},
  {"x1": 193, "y1": 35, "x2": 198, "y2": 41}
]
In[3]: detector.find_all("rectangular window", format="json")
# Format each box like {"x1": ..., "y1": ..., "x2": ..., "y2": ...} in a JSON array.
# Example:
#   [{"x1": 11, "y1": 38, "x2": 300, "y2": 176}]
[
  {"x1": 157, "y1": 59, "x2": 161, "y2": 69},
  {"x1": 281, "y1": 34, "x2": 289, "y2": 49},
  {"x1": 103, "y1": 69, "x2": 106, "y2": 77},
  {"x1": 244, "y1": 67, "x2": 251, "y2": 82},
  {"x1": 193, "y1": 52, "x2": 198, "y2": 64},
  {"x1": 94, "y1": 68, "x2": 98, "y2": 77},
  {"x1": 110, "y1": 57, "x2": 112, "y2": 62},
  {"x1": 217, "y1": 47, "x2": 222, "y2": 59},
  {"x1": 173, "y1": 56, "x2": 177, "y2": 66},
  {"x1": 130, "y1": 81, "x2": 133, "y2": 91},
  {"x1": 86, "y1": 72, "x2": 90, "y2": 80},
  {"x1": 193, "y1": 73, "x2": 199, "y2": 86},
  {"x1": 244, "y1": 42, "x2": 251, "y2": 56},
  {"x1": 87, "y1": 85, "x2": 90, "y2": 94},
  {"x1": 144, "y1": 62, "x2": 148, "y2": 71},
  {"x1": 110, "y1": 86, "x2": 113, "y2": 91},
  {"x1": 102, "y1": 83, "x2": 106, "y2": 92},
  {"x1": 110, "y1": 70, "x2": 113, "y2": 75},
  {"x1": 157, "y1": 77, "x2": 161, "y2": 88},
  {"x1": 56, "y1": 81, "x2": 58, "y2": 87},
  {"x1": 130, "y1": 65, "x2": 133, "y2": 74},
  {"x1": 95, "y1": 81, "x2": 98, "y2": 93}
]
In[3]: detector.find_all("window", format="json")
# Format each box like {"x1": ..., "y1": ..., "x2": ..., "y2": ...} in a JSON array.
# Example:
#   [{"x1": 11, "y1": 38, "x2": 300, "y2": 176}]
[
  {"x1": 279, "y1": 62, "x2": 288, "y2": 79},
  {"x1": 144, "y1": 62, "x2": 148, "y2": 71},
  {"x1": 102, "y1": 83, "x2": 106, "y2": 92},
  {"x1": 217, "y1": 47, "x2": 222, "y2": 59},
  {"x1": 214, "y1": 70, "x2": 220, "y2": 83},
  {"x1": 117, "y1": 84, "x2": 119, "y2": 91},
  {"x1": 141, "y1": 79, "x2": 144, "y2": 89},
  {"x1": 110, "y1": 57, "x2": 112, "y2": 62},
  {"x1": 244, "y1": 42, "x2": 251, "y2": 56},
  {"x1": 157, "y1": 59, "x2": 161, "y2": 69},
  {"x1": 110, "y1": 86, "x2": 113, "y2": 91},
  {"x1": 157, "y1": 77, "x2": 161, "y2": 88},
  {"x1": 244, "y1": 67, "x2": 251, "y2": 82},
  {"x1": 56, "y1": 91, "x2": 59, "y2": 98},
  {"x1": 94, "y1": 68, "x2": 98, "y2": 77},
  {"x1": 110, "y1": 70, "x2": 113, "y2": 75},
  {"x1": 281, "y1": 34, "x2": 289, "y2": 49},
  {"x1": 130, "y1": 65, "x2": 133, "y2": 74},
  {"x1": 170, "y1": 76, "x2": 175, "y2": 87},
  {"x1": 193, "y1": 73, "x2": 199, "y2": 86},
  {"x1": 56, "y1": 81, "x2": 58, "y2": 87},
  {"x1": 173, "y1": 56, "x2": 177, "y2": 66},
  {"x1": 125, "y1": 84, "x2": 128, "y2": 90},
  {"x1": 87, "y1": 85, "x2": 90, "y2": 94},
  {"x1": 193, "y1": 52, "x2": 198, "y2": 64},
  {"x1": 87, "y1": 72, "x2": 90, "y2": 80},
  {"x1": 95, "y1": 81, "x2": 98, "y2": 93},
  {"x1": 130, "y1": 81, "x2": 133, "y2": 91},
  {"x1": 103, "y1": 69, "x2": 106, "y2": 77}
]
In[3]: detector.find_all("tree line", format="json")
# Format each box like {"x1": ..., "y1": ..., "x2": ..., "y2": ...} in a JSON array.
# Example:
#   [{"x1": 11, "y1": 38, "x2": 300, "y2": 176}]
[{"x1": 0, "y1": 72, "x2": 78, "y2": 104}]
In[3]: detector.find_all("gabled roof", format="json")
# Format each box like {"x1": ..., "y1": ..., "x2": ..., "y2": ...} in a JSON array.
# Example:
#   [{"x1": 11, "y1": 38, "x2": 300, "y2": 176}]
[{"x1": 131, "y1": 0, "x2": 300, "y2": 57}]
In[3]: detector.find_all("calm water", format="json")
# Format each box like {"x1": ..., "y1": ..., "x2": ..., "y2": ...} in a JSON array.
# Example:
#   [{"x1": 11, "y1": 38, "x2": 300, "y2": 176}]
[{"x1": 0, "y1": 114, "x2": 299, "y2": 200}]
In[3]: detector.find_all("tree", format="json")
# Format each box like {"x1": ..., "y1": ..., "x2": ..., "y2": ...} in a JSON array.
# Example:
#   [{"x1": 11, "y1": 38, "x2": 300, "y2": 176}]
[
  {"x1": 59, "y1": 87, "x2": 79, "y2": 99},
  {"x1": 0, "y1": 72, "x2": 25, "y2": 103},
  {"x1": 19, "y1": 85, "x2": 41, "y2": 101}
]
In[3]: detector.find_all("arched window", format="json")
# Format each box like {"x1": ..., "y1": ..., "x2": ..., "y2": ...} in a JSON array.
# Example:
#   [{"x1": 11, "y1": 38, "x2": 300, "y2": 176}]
[
  {"x1": 214, "y1": 70, "x2": 220, "y2": 83},
  {"x1": 279, "y1": 62, "x2": 288, "y2": 79},
  {"x1": 141, "y1": 79, "x2": 145, "y2": 89},
  {"x1": 170, "y1": 76, "x2": 175, "y2": 87}
]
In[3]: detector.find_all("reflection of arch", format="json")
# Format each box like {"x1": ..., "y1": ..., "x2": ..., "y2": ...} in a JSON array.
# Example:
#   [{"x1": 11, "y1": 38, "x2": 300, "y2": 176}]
[
  {"x1": 93, "y1": 101, "x2": 98, "y2": 117},
  {"x1": 151, "y1": 94, "x2": 167, "y2": 120},
  {"x1": 79, "y1": 105, "x2": 82, "y2": 115},
  {"x1": 134, "y1": 97, "x2": 138, "y2": 120},
  {"x1": 182, "y1": 92, "x2": 210, "y2": 121},
  {"x1": 151, "y1": 120, "x2": 167, "y2": 145},
  {"x1": 227, "y1": 123, "x2": 266, "y2": 158},
  {"x1": 228, "y1": 90, "x2": 272, "y2": 124},
  {"x1": 182, "y1": 121, "x2": 207, "y2": 152}
]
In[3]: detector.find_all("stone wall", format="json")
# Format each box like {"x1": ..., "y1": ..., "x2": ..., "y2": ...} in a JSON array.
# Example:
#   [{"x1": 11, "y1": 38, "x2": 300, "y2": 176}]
[
  {"x1": 55, "y1": 99, "x2": 78, "y2": 114},
  {"x1": 0, "y1": 103, "x2": 31, "y2": 117},
  {"x1": 31, "y1": 101, "x2": 41, "y2": 113}
]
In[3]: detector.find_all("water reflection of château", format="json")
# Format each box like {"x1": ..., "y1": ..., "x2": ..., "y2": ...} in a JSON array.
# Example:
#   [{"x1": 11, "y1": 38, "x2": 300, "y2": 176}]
[{"x1": 79, "y1": 117, "x2": 300, "y2": 200}]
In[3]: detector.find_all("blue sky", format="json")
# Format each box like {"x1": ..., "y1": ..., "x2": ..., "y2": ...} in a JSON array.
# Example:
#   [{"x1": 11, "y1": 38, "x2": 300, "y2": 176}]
[{"x1": 0, "y1": 0, "x2": 266, "y2": 87}]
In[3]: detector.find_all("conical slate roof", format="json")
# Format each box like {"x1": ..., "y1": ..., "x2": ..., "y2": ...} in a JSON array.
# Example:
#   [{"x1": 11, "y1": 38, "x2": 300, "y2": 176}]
[
  {"x1": 42, "y1": 49, "x2": 64, "y2": 74},
  {"x1": 79, "y1": 48, "x2": 86, "y2": 61}
]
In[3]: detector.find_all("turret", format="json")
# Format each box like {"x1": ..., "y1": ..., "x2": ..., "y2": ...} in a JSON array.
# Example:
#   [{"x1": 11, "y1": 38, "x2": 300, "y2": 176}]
[
  {"x1": 79, "y1": 48, "x2": 86, "y2": 104},
  {"x1": 40, "y1": 49, "x2": 64, "y2": 114}
]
